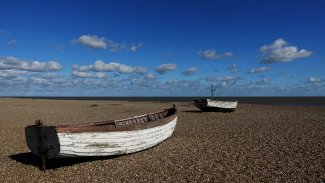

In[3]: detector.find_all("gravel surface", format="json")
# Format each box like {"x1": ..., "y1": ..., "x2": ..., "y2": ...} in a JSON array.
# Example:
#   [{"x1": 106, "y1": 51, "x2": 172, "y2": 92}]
[{"x1": 0, "y1": 98, "x2": 324, "y2": 182}]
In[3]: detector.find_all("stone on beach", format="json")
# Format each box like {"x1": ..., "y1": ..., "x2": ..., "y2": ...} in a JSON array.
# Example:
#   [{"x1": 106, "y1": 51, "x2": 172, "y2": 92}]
[{"x1": 0, "y1": 98, "x2": 324, "y2": 182}]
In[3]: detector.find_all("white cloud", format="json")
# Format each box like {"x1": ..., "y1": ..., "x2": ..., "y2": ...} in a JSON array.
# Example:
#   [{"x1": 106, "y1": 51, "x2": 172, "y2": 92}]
[
  {"x1": 72, "y1": 70, "x2": 106, "y2": 79},
  {"x1": 259, "y1": 38, "x2": 312, "y2": 63},
  {"x1": 118, "y1": 65, "x2": 135, "y2": 74},
  {"x1": 305, "y1": 77, "x2": 321, "y2": 84},
  {"x1": 73, "y1": 35, "x2": 107, "y2": 49},
  {"x1": 73, "y1": 60, "x2": 120, "y2": 72},
  {"x1": 182, "y1": 67, "x2": 198, "y2": 76},
  {"x1": 73, "y1": 60, "x2": 148, "y2": 76},
  {"x1": 0, "y1": 56, "x2": 62, "y2": 72},
  {"x1": 247, "y1": 67, "x2": 271, "y2": 74},
  {"x1": 0, "y1": 56, "x2": 20, "y2": 69},
  {"x1": 0, "y1": 70, "x2": 27, "y2": 78},
  {"x1": 92, "y1": 61, "x2": 121, "y2": 72},
  {"x1": 155, "y1": 63, "x2": 177, "y2": 74},
  {"x1": 71, "y1": 35, "x2": 142, "y2": 52},
  {"x1": 21, "y1": 61, "x2": 62, "y2": 72},
  {"x1": 145, "y1": 73, "x2": 156, "y2": 79},
  {"x1": 198, "y1": 49, "x2": 233, "y2": 60},
  {"x1": 133, "y1": 67, "x2": 148, "y2": 74},
  {"x1": 2, "y1": 71, "x2": 324, "y2": 96}
]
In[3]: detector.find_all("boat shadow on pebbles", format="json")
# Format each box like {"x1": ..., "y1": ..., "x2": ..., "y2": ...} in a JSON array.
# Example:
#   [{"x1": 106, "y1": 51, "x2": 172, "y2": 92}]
[
  {"x1": 9, "y1": 152, "x2": 121, "y2": 170},
  {"x1": 183, "y1": 109, "x2": 235, "y2": 113},
  {"x1": 182, "y1": 110, "x2": 203, "y2": 113}
]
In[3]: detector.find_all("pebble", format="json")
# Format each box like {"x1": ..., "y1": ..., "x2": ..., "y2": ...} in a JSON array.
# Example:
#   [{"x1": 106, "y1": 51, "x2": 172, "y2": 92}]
[{"x1": 0, "y1": 98, "x2": 324, "y2": 182}]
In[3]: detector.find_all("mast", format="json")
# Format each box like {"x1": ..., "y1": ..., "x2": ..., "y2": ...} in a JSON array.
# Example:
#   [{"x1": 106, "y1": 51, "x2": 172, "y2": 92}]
[{"x1": 210, "y1": 85, "x2": 216, "y2": 99}]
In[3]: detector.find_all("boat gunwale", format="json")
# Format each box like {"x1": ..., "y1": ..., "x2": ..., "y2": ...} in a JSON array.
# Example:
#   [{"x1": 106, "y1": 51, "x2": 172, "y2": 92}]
[{"x1": 52, "y1": 106, "x2": 177, "y2": 133}]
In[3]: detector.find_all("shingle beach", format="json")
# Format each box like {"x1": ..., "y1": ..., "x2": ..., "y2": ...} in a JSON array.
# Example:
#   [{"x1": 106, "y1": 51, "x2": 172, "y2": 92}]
[{"x1": 0, "y1": 98, "x2": 324, "y2": 182}]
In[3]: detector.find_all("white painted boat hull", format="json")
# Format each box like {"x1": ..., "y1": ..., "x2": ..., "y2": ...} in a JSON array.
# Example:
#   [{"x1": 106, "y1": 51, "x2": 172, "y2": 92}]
[
  {"x1": 57, "y1": 117, "x2": 177, "y2": 157},
  {"x1": 194, "y1": 99, "x2": 237, "y2": 112},
  {"x1": 25, "y1": 106, "x2": 178, "y2": 158}
]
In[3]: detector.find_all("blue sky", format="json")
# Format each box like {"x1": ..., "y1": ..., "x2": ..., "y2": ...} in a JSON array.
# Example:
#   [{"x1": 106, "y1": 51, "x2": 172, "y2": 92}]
[{"x1": 0, "y1": 0, "x2": 324, "y2": 96}]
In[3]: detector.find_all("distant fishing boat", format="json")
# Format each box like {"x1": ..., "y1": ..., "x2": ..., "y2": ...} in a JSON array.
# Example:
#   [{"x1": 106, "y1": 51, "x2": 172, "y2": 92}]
[
  {"x1": 25, "y1": 105, "x2": 177, "y2": 170},
  {"x1": 194, "y1": 85, "x2": 237, "y2": 112},
  {"x1": 194, "y1": 98, "x2": 237, "y2": 112}
]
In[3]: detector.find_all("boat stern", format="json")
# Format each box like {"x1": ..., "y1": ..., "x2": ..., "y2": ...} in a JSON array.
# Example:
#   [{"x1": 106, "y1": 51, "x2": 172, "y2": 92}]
[
  {"x1": 25, "y1": 120, "x2": 60, "y2": 158},
  {"x1": 194, "y1": 99, "x2": 208, "y2": 109}
]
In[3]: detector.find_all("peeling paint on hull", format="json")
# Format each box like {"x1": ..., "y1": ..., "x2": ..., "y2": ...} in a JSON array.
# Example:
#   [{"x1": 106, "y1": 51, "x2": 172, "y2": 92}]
[
  {"x1": 25, "y1": 105, "x2": 177, "y2": 159},
  {"x1": 57, "y1": 118, "x2": 177, "y2": 157}
]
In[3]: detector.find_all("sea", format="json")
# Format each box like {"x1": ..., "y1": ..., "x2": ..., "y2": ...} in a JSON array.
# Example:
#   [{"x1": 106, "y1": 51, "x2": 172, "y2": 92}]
[{"x1": 10, "y1": 96, "x2": 325, "y2": 108}]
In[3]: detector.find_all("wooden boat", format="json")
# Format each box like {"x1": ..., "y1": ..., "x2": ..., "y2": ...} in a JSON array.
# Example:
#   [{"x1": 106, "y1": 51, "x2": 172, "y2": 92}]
[
  {"x1": 194, "y1": 98, "x2": 237, "y2": 112},
  {"x1": 194, "y1": 85, "x2": 237, "y2": 112},
  {"x1": 25, "y1": 105, "x2": 177, "y2": 169}
]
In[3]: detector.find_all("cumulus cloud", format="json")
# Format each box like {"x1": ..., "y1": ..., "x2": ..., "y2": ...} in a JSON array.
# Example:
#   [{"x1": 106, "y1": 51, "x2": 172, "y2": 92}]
[
  {"x1": 259, "y1": 38, "x2": 312, "y2": 64},
  {"x1": 155, "y1": 63, "x2": 177, "y2": 74},
  {"x1": 133, "y1": 67, "x2": 148, "y2": 74},
  {"x1": 0, "y1": 56, "x2": 20, "y2": 69},
  {"x1": 246, "y1": 67, "x2": 271, "y2": 74},
  {"x1": 0, "y1": 56, "x2": 62, "y2": 72},
  {"x1": 305, "y1": 77, "x2": 321, "y2": 84},
  {"x1": 0, "y1": 70, "x2": 27, "y2": 78},
  {"x1": 182, "y1": 67, "x2": 198, "y2": 76},
  {"x1": 72, "y1": 60, "x2": 148, "y2": 77},
  {"x1": 0, "y1": 74, "x2": 81, "y2": 95},
  {"x1": 72, "y1": 35, "x2": 142, "y2": 52},
  {"x1": 118, "y1": 65, "x2": 134, "y2": 74},
  {"x1": 72, "y1": 70, "x2": 106, "y2": 79},
  {"x1": 73, "y1": 35, "x2": 107, "y2": 49},
  {"x1": 145, "y1": 73, "x2": 156, "y2": 79},
  {"x1": 118, "y1": 65, "x2": 147, "y2": 74},
  {"x1": 198, "y1": 49, "x2": 233, "y2": 60},
  {"x1": 73, "y1": 60, "x2": 120, "y2": 72},
  {"x1": 21, "y1": 61, "x2": 62, "y2": 72}
]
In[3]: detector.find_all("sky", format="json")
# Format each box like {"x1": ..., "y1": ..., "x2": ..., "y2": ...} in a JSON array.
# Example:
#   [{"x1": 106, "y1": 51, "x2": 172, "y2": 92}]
[{"x1": 0, "y1": 0, "x2": 324, "y2": 96}]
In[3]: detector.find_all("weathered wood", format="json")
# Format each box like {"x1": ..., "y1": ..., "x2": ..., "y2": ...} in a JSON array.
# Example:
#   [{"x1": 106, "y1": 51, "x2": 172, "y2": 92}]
[
  {"x1": 57, "y1": 118, "x2": 176, "y2": 156},
  {"x1": 25, "y1": 105, "x2": 177, "y2": 158}
]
